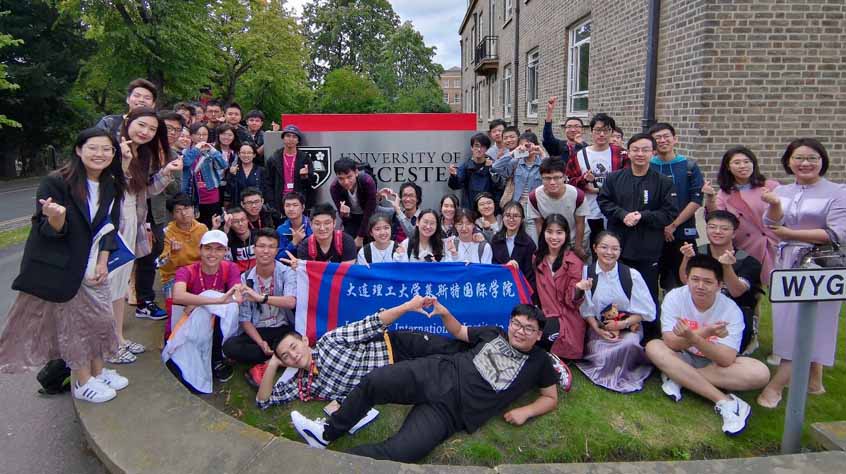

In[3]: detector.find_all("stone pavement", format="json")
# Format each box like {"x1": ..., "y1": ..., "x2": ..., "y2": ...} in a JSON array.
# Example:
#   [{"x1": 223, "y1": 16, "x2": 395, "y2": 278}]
[{"x1": 74, "y1": 311, "x2": 846, "y2": 474}]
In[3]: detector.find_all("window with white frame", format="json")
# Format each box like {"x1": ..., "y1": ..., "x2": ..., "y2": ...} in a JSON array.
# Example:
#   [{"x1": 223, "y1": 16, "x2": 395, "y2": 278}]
[
  {"x1": 454, "y1": 93, "x2": 461, "y2": 104},
  {"x1": 453, "y1": 79, "x2": 461, "y2": 88},
  {"x1": 526, "y1": 49, "x2": 539, "y2": 118},
  {"x1": 502, "y1": 64, "x2": 512, "y2": 118},
  {"x1": 444, "y1": 92, "x2": 449, "y2": 104},
  {"x1": 504, "y1": 0, "x2": 513, "y2": 22},
  {"x1": 488, "y1": 73, "x2": 497, "y2": 119},
  {"x1": 490, "y1": 0, "x2": 496, "y2": 34},
  {"x1": 567, "y1": 18, "x2": 591, "y2": 115},
  {"x1": 477, "y1": 80, "x2": 484, "y2": 119}
]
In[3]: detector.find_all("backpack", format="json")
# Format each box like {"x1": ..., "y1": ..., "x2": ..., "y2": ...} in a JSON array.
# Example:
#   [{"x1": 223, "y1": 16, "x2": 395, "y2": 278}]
[
  {"x1": 358, "y1": 163, "x2": 378, "y2": 188},
  {"x1": 363, "y1": 240, "x2": 396, "y2": 263},
  {"x1": 307, "y1": 230, "x2": 344, "y2": 259},
  {"x1": 450, "y1": 236, "x2": 488, "y2": 262},
  {"x1": 586, "y1": 261, "x2": 634, "y2": 300},
  {"x1": 36, "y1": 359, "x2": 71, "y2": 395}
]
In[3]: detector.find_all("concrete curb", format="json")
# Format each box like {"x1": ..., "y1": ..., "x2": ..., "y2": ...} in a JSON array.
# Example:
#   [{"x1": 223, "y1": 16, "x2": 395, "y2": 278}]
[{"x1": 74, "y1": 316, "x2": 846, "y2": 473}]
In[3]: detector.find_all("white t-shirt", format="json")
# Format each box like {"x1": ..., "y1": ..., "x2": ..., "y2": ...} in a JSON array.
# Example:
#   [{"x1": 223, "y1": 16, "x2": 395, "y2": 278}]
[
  {"x1": 443, "y1": 237, "x2": 492, "y2": 264},
  {"x1": 660, "y1": 286, "x2": 744, "y2": 356},
  {"x1": 356, "y1": 241, "x2": 397, "y2": 264},
  {"x1": 87, "y1": 180, "x2": 99, "y2": 223},
  {"x1": 579, "y1": 147, "x2": 613, "y2": 219},
  {"x1": 394, "y1": 237, "x2": 436, "y2": 262},
  {"x1": 526, "y1": 184, "x2": 590, "y2": 247}
]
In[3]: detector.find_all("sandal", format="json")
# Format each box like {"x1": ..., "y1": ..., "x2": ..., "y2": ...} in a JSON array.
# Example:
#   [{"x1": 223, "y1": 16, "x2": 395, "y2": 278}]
[
  {"x1": 756, "y1": 390, "x2": 782, "y2": 409},
  {"x1": 123, "y1": 340, "x2": 146, "y2": 354},
  {"x1": 105, "y1": 346, "x2": 137, "y2": 364}
]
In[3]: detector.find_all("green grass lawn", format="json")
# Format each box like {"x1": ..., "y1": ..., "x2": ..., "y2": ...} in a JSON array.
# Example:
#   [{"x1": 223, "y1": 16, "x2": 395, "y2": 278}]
[
  {"x1": 0, "y1": 225, "x2": 30, "y2": 249},
  {"x1": 210, "y1": 299, "x2": 846, "y2": 466}
]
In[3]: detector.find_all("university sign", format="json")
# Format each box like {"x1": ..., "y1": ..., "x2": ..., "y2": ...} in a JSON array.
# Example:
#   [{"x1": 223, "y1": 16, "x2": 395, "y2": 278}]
[{"x1": 264, "y1": 113, "x2": 478, "y2": 210}]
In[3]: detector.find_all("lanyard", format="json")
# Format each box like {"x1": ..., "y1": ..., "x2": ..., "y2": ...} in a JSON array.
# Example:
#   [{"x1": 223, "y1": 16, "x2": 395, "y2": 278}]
[
  {"x1": 257, "y1": 274, "x2": 274, "y2": 296},
  {"x1": 297, "y1": 359, "x2": 317, "y2": 402},
  {"x1": 198, "y1": 268, "x2": 220, "y2": 292}
]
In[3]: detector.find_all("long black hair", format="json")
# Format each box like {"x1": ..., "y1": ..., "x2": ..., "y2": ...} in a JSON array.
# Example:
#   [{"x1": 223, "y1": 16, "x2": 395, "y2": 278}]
[
  {"x1": 408, "y1": 209, "x2": 444, "y2": 261},
  {"x1": 716, "y1": 146, "x2": 767, "y2": 193},
  {"x1": 534, "y1": 213, "x2": 571, "y2": 273},
  {"x1": 120, "y1": 107, "x2": 168, "y2": 194},
  {"x1": 58, "y1": 127, "x2": 126, "y2": 206},
  {"x1": 215, "y1": 123, "x2": 243, "y2": 156}
]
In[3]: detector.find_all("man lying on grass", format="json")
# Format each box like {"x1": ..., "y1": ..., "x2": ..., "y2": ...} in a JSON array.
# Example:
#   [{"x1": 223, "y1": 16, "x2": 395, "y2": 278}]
[
  {"x1": 255, "y1": 296, "x2": 469, "y2": 409},
  {"x1": 290, "y1": 300, "x2": 559, "y2": 463},
  {"x1": 646, "y1": 255, "x2": 770, "y2": 436}
]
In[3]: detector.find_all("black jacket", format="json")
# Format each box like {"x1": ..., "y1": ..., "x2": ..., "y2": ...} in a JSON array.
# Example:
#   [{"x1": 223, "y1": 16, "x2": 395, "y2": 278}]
[
  {"x1": 598, "y1": 167, "x2": 678, "y2": 262},
  {"x1": 13, "y1": 173, "x2": 121, "y2": 302},
  {"x1": 262, "y1": 149, "x2": 317, "y2": 212},
  {"x1": 490, "y1": 231, "x2": 537, "y2": 290}
]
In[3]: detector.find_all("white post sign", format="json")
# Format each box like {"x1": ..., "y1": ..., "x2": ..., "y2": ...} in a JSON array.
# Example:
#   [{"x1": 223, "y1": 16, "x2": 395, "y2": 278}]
[{"x1": 769, "y1": 267, "x2": 846, "y2": 455}]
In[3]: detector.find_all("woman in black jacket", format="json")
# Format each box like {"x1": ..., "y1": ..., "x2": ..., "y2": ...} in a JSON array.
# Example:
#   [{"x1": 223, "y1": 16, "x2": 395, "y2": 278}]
[
  {"x1": 490, "y1": 201, "x2": 536, "y2": 290},
  {"x1": 0, "y1": 128, "x2": 130, "y2": 404}
]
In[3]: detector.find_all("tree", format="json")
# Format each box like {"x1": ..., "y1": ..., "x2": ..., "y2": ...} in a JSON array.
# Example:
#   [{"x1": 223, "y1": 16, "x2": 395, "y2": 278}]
[
  {"x1": 0, "y1": 1, "x2": 95, "y2": 177},
  {"x1": 373, "y1": 21, "x2": 447, "y2": 112},
  {"x1": 316, "y1": 67, "x2": 386, "y2": 113},
  {"x1": 0, "y1": 10, "x2": 22, "y2": 129},
  {"x1": 301, "y1": 0, "x2": 399, "y2": 83},
  {"x1": 61, "y1": 0, "x2": 217, "y2": 109},
  {"x1": 210, "y1": 0, "x2": 310, "y2": 107}
]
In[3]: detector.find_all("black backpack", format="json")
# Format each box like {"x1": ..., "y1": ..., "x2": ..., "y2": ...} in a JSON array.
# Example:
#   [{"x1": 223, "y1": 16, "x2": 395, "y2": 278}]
[
  {"x1": 586, "y1": 261, "x2": 634, "y2": 300},
  {"x1": 36, "y1": 359, "x2": 71, "y2": 395},
  {"x1": 358, "y1": 163, "x2": 378, "y2": 187}
]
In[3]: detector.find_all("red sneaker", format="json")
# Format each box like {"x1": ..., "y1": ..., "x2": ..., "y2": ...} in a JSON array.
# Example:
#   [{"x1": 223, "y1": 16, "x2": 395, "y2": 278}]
[{"x1": 246, "y1": 362, "x2": 268, "y2": 389}]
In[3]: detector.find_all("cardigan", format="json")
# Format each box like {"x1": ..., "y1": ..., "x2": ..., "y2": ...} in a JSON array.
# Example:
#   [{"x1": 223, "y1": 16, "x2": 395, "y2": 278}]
[{"x1": 13, "y1": 173, "x2": 121, "y2": 302}]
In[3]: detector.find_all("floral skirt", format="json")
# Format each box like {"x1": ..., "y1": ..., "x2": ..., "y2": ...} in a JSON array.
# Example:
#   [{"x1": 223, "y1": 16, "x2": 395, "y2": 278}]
[{"x1": 0, "y1": 281, "x2": 118, "y2": 372}]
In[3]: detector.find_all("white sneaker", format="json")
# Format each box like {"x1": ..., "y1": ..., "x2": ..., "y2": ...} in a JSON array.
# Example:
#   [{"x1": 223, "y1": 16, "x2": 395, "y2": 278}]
[
  {"x1": 291, "y1": 410, "x2": 329, "y2": 449},
  {"x1": 73, "y1": 378, "x2": 116, "y2": 404},
  {"x1": 96, "y1": 368, "x2": 129, "y2": 391},
  {"x1": 661, "y1": 372, "x2": 682, "y2": 402},
  {"x1": 715, "y1": 394, "x2": 751, "y2": 436}
]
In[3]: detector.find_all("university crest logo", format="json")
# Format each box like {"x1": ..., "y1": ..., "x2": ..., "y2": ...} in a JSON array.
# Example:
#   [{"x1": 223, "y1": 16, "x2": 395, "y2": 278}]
[{"x1": 300, "y1": 146, "x2": 332, "y2": 189}]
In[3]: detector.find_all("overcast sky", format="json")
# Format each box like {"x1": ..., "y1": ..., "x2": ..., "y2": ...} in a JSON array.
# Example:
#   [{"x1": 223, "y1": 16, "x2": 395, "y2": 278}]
[{"x1": 285, "y1": 0, "x2": 464, "y2": 69}]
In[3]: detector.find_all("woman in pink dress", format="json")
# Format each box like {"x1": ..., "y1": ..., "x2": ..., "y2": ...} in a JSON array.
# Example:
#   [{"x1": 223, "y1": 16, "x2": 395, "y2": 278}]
[
  {"x1": 756, "y1": 138, "x2": 846, "y2": 408},
  {"x1": 702, "y1": 146, "x2": 779, "y2": 285}
]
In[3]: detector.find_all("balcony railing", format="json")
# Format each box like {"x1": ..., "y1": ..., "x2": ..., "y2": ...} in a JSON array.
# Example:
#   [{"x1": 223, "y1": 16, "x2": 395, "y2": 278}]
[{"x1": 474, "y1": 35, "x2": 498, "y2": 75}]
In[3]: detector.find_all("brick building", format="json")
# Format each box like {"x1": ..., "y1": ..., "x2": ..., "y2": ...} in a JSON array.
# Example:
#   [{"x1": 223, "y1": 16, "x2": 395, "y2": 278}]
[
  {"x1": 440, "y1": 66, "x2": 463, "y2": 113},
  {"x1": 459, "y1": 0, "x2": 846, "y2": 180}
]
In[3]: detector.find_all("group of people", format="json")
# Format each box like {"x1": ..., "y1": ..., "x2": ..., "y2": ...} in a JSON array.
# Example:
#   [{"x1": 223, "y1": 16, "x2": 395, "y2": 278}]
[{"x1": 0, "y1": 77, "x2": 844, "y2": 463}]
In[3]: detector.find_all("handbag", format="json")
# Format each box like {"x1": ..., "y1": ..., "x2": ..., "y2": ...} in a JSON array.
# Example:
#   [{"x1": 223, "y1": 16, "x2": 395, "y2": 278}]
[
  {"x1": 499, "y1": 177, "x2": 515, "y2": 207},
  {"x1": 799, "y1": 242, "x2": 846, "y2": 268}
]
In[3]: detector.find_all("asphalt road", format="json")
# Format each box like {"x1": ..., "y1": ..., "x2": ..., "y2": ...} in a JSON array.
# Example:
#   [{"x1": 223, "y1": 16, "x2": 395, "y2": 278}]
[
  {"x1": 0, "y1": 244, "x2": 107, "y2": 474},
  {"x1": 0, "y1": 179, "x2": 39, "y2": 230}
]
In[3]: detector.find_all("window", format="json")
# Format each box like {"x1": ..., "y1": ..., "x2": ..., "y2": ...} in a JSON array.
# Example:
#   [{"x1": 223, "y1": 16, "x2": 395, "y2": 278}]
[
  {"x1": 477, "y1": 80, "x2": 484, "y2": 118},
  {"x1": 454, "y1": 93, "x2": 461, "y2": 104},
  {"x1": 490, "y1": 0, "x2": 496, "y2": 34},
  {"x1": 444, "y1": 92, "x2": 449, "y2": 104},
  {"x1": 505, "y1": 0, "x2": 513, "y2": 22},
  {"x1": 488, "y1": 73, "x2": 497, "y2": 119},
  {"x1": 453, "y1": 80, "x2": 461, "y2": 88},
  {"x1": 502, "y1": 64, "x2": 512, "y2": 118},
  {"x1": 479, "y1": 11, "x2": 484, "y2": 46},
  {"x1": 526, "y1": 49, "x2": 539, "y2": 118},
  {"x1": 567, "y1": 18, "x2": 591, "y2": 115}
]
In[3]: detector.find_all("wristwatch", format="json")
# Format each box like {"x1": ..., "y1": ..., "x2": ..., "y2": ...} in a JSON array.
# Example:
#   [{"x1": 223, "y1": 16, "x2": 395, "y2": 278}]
[{"x1": 261, "y1": 294, "x2": 269, "y2": 304}]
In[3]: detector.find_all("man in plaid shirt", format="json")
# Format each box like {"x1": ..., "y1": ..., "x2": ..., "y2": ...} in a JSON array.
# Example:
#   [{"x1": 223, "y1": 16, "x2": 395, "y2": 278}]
[{"x1": 256, "y1": 296, "x2": 468, "y2": 409}]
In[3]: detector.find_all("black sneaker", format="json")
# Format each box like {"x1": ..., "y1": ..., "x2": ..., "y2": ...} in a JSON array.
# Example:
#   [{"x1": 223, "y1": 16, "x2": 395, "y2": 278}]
[
  {"x1": 135, "y1": 301, "x2": 168, "y2": 321},
  {"x1": 213, "y1": 362, "x2": 234, "y2": 383}
]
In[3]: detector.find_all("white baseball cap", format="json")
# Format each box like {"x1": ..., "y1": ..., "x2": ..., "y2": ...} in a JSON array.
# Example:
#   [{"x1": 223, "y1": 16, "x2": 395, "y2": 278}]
[{"x1": 200, "y1": 229, "x2": 228, "y2": 247}]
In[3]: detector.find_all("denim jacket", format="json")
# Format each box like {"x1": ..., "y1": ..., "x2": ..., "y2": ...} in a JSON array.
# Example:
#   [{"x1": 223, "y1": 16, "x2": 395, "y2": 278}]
[
  {"x1": 181, "y1": 147, "x2": 228, "y2": 200},
  {"x1": 492, "y1": 152, "x2": 542, "y2": 203}
]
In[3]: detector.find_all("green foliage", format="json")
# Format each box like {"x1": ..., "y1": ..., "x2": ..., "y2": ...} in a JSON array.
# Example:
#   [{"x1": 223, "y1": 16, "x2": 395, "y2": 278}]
[
  {"x1": 301, "y1": 0, "x2": 399, "y2": 83},
  {"x1": 61, "y1": 0, "x2": 217, "y2": 111},
  {"x1": 316, "y1": 67, "x2": 386, "y2": 113},
  {"x1": 0, "y1": 1, "x2": 96, "y2": 177},
  {"x1": 302, "y1": 1, "x2": 447, "y2": 113},
  {"x1": 0, "y1": 11, "x2": 22, "y2": 128},
  {"x1": 210, "y1": 0, "x2": 311, "y2": 118}
]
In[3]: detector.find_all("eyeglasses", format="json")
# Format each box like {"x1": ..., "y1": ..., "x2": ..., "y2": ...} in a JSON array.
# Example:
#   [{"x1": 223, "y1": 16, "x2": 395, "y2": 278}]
[
  {"x1": 166, "y1": 126, "x2": 181, "y2": 135},
  {"x1": 510, "y1": 319, "x2": 539, "y2": 336},
  {"x1": 542, "y1": 176, "x2": 565, "y2": 182},
  {"x1": 242, "y1": 199, "x2": 262, "y2": 207},
  {"x1": 229, "y1": 218, "x2": 247, "y2": 225},
  {"x1": 790, "y1": 155, "x2": 821, "y2": 164},
  {"x1": 593, "y1": 127, "x2": 611, "y2": 134},
  {"x1": 503, "y1": 213, "x2": 523, "y2": 220}
]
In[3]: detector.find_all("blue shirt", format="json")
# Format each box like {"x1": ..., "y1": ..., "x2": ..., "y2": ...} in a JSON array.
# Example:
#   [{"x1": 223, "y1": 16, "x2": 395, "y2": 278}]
[
  {"x1": 649, "y1": 155, "x2": 703, "y2": 239},
  {"x1": 276, "y1": 216, "x2": 313, "y2": 259}
]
